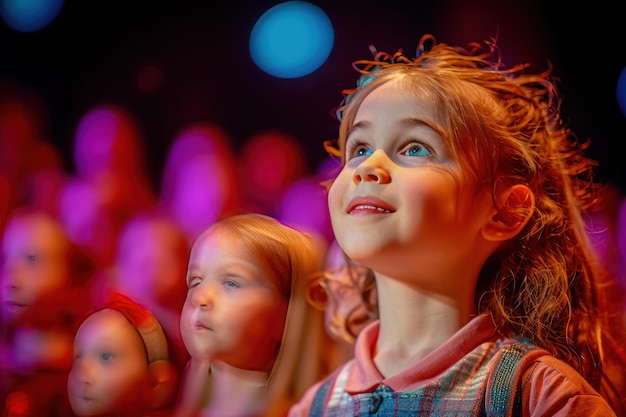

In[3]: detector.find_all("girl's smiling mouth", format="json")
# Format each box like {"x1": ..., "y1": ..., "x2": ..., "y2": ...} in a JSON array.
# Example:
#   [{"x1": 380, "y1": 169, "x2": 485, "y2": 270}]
[{"x1": 347, "y1": 196, "x2": 395, "y2": 215}]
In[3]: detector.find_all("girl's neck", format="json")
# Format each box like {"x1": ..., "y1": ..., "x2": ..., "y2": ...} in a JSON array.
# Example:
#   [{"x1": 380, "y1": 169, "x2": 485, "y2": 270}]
[
  {"x1": 373, "y1": 274, "x2": 477, "y2": 376},
  {"x1": 204, "y1": 362, "x2": 269, "y2": 416},
  {"x1": 210, "y1": 361, "x2": 269, "y2": 387}
]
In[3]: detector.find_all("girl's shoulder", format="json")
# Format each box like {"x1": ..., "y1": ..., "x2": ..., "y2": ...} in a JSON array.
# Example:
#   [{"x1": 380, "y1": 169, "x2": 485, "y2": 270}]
[
  {"x1": 491, "y1": 339, "x2": 616, "y2": 416},
  {"x1": 520, "y1": 355, "x2": 616, "y2": 416}
]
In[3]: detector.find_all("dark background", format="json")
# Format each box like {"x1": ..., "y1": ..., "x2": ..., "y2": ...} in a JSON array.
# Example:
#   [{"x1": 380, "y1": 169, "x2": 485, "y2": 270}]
[{"x1": 1, "y1": 0, "x2": 625, "y2": 194}]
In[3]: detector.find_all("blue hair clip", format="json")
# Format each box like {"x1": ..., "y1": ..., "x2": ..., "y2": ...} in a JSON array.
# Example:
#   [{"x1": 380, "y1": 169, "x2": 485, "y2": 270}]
[
  {"x1": 334, "y1": 36, "x2": 438, "y2": 121},
  {"x1": 335, "y1": 66, "x2": 380, "y2": 121}
]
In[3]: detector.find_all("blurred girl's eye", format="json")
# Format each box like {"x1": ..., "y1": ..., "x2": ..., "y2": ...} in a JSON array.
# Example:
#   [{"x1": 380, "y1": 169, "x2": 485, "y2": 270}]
[
  {"x1": 101, "y1": 353, "x2": 114, "y2": 362},
  {"x1": 223, "y1": 279, "x2": 240, "y2": 289},
  {"x1": 402, "y1": 142, "x2": 432, "y2": 157},
  {"x1": 187, "y1": 276, "x2": 201, "y2": 288},
  {"x1": 26, "y1": 254, "x2": 37, "y2": 264}
]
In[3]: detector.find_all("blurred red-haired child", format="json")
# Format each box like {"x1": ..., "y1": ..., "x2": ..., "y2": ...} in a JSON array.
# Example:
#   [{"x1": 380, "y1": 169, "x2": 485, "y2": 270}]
[
  {"x1": 67, "y1": 292, "x2": 179, "y2": 416},
  {"x1": 1, "y1": 207, "x2": 96, "y2": 417}
]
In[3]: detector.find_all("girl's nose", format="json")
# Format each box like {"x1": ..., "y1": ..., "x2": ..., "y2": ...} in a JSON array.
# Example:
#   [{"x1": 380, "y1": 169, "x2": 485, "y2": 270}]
[
  {"x1": 353, "y1": 150, "x2": 392, "y2": 185},
  {"x1": 191, "y1": 283, "x2": 214, "y2": 309},
  {"x1": 71, "y1": 358, "x2": 92, "y2": 383},
  {"x1": 1, "y1": 265, "x2": 20, "y2": 289}
]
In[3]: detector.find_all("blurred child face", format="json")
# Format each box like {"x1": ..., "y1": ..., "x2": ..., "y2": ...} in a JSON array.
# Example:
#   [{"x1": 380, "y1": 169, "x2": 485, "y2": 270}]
[
  {"x1": 115, "y1": 219, "x2": 187, "y2": 309},
  {"x1": 1, "y1": 213, "x2": 70, "y2": 323},
  {"x1": 67, "y1": 308, "x2": 150, "y2": 416},
  {"x1": 73, "y1": 105, "x2": 141, "y2": 176},
  {"x1": 328, "y1": 80, "x2": 496, "y2": 287},
  {"x1": 170, "y1": 155, "x2": 233, "y2": 242},
  {"x1": 180, "y1": 228, "x2": 288, "y2": 372}
]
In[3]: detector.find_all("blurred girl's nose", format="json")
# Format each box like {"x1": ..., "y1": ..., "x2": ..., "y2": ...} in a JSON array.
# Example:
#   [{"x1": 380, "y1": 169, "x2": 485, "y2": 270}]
[
  {"x1": 1, "y1": 264, "x2": 20, "y2": 289},
  {"x1": 353, "y1": 150, "x2": 392, "y2": 185},
  {"x1": 71, "y1": 358, "x2": 92, "y2": 383},
  {"x1": 191, "y1": 283, "x2": 214, "y2": 309}
]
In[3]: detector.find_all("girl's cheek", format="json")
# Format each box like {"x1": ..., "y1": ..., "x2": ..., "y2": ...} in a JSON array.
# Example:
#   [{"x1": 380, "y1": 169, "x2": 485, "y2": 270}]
[{"x1": 328, "y1": 177, "x2": 347, "y2": 211}]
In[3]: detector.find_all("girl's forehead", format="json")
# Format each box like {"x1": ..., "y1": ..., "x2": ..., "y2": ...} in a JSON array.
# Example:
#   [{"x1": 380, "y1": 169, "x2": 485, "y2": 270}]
[
  {"x1": 79, "y1": 309, "x2": 138, "y2": 340},
  {"x1": 190, "y1": 230, "x2": 258, "y2": 267},
  {"x1": 192, "y1": 227, "x2": 236, "y2": 253},
  {"x1": 347, "y1": 81, "x2": 447, "y2": 143},
  {"x1": 351, "y1": 77, "x2": 443, "y2": 121},
  {"x1": 363, "y1": 82, "x2": 436, "y2": 113},
  {"x1": 3, "y1": 215, "x2": 68, "y2": 252}
]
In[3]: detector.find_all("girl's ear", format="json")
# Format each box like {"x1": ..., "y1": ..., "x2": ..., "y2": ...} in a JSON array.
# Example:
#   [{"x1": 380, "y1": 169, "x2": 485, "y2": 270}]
[
  {"x1": 144, "y1": 359, "x2": 179, "y2": 410},
  {"x1": 481, "y1": 184, "x2": 535, "y2": 242}
]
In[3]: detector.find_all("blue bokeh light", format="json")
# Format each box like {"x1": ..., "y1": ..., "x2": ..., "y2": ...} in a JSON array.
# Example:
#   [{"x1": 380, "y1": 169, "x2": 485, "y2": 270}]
[
  {"x1": 0, "y1": 0, "x2": 64, "y2": 32},
  {"x1": 249, "y1": 1, "x2": 334, "y2": 79},
  {"x1": 617, "y1": 65, "x2": 626, "y2": 117}
]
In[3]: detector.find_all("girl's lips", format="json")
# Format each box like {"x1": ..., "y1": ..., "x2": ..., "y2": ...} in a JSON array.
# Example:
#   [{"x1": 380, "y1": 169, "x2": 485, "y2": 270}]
[
  {"x1": 3, "y1": 301, "x2": 26, "y2": 314},
  {"x1": 192, "y1": 320, "x2": 211, "y2": 330},
  {"x1": 347, "y1": 196, "x2": 396, "y2": 215},
  {"x1": 190, "y1": 310, "x2": 212, "y2": 330}
]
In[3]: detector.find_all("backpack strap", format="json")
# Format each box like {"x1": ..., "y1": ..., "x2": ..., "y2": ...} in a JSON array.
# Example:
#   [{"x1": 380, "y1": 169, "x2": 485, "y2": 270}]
[{"x1": 487, "y1": 340, "x2": 548, "y2": 416}]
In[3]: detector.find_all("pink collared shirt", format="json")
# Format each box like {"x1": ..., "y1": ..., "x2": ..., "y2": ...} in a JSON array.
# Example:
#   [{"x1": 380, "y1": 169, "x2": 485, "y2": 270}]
[{"x1": 288, "y1": 314, "x2": 616, "y2": 416}]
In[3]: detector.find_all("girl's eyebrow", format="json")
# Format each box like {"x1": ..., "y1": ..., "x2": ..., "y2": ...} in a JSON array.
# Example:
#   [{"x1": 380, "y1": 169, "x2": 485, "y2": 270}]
[
  {"x1": 350, "y1": 117, "x2": 445, "y2": 138},
  {"x1": 400, "y1": 117, "x2": 446, "y2": 137},
  {"x1": 348, "y1": 120, "x2": 370, "y2": 135}
]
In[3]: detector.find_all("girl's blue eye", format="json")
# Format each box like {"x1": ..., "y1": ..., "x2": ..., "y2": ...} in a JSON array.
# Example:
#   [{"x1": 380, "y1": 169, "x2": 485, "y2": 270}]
[
  {"x1": 404, "y1": 144, "x2": 431, "y2": 157},
  {"x1": 224, "y1": 280, "x2": 240, "y2": 289},
  {"x1": 101, "y1": 353, "x2": 114, "y2": 361},
  {"x1": 356, "y1": 148, "x2": 373, "y2": 157}
]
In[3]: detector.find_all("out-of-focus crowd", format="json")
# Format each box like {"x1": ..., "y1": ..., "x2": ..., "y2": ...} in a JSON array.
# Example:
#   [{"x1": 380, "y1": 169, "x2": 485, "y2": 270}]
[{"x1": 0, "y1": 79, "x2": 380, "y2": 416}]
